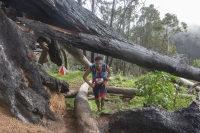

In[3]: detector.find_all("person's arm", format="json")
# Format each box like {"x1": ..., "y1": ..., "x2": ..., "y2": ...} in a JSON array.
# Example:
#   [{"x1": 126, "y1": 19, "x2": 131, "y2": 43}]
[
  {"x1": 83, "y1": 67, "x2": 94, "y2": 88},
  {"x1": 103, "y1": 65, "x2": 112, "y2": 88}
]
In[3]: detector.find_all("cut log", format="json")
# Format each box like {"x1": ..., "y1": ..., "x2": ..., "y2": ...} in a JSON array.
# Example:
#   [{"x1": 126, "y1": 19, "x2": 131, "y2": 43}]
[
  {"x1": 107, "y1": 86, "x2": 137, "y2": 95},
  {"x1": 15, "y1": 17, "x2": 200, "y2": 82},
  {"x1": 179, "y1": 78, "x2": 200, "y2": 91},
  {"x1": 74, "y1": 82, "x2": 100, "y2": 133},
  {"x1": 0, "y1": 9, "x2": 69, "y2": 126},
  {"x1": 109, "y1": 101, "x2": 200, "y2": 133},
  {"x1": 64, "y1": 86, "x2": 137, "y2": 98}
]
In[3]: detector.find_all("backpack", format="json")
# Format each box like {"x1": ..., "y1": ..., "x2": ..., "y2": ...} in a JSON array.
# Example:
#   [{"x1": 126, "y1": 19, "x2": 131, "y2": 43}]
[{"x1": 90, "y1": 63, "x2": 107, "y2": 78}]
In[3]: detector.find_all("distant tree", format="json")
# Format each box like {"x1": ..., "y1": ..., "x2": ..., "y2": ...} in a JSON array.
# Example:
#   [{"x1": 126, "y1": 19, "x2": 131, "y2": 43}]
[{"x1": 162, "y1": 13, "x2": 187, "y2": 55}]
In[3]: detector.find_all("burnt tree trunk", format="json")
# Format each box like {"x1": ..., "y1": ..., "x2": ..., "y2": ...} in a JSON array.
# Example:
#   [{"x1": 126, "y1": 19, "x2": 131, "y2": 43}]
[
  {"x1": 109, "y1": 101, "x2": 200, "y2": 133},
  {"x1": 0, "y1": 10, "x2": 69, "y2": 126},
  {"x1": 14, "y1": 17, "x2": 200, "y2": 82},
  {"x1": 74, "y1": 82, "x2": 100, "y2": 133},
  {"x1": 2, "y1": 0, "x2": 200, "y2": 81}
]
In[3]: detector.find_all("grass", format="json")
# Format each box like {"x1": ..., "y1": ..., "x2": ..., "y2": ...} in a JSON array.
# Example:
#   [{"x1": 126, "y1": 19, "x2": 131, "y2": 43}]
[
  {"x1": 48, "y1": 70, "x2": 91, "y2": 89},
  {"x1": 66, "y1": 98, "x2": 75, "y2": 110},
  {"x1": 49, "y1": 70, "x2": 196, "y2": 114}
]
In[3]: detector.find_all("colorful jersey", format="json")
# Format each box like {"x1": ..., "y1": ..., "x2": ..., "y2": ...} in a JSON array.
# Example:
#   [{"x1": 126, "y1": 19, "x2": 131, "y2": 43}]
[{"x1": 90, "y1": 63, "x2": 107, "y2": 85}]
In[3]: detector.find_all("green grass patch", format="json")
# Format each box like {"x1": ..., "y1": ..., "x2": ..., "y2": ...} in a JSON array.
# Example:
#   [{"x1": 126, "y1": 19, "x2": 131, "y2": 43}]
[
  {"x1": 129, "y1": 96, "x2": 146, "y2": 108},
  {"x1": 48, "y1": 70, "x2": 92, "y2": 88},
  {"x1": 49, "y1": 70, "x2": 196, "y2": 114},
  {"x1": 66, "y1": 98, "x2": 74, "y2": 110}
]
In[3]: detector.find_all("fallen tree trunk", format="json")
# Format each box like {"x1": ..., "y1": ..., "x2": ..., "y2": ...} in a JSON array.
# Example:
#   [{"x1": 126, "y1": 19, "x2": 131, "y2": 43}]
[
  {"x1": 2, "y1": 0, "x2": 200, "y2": 81},
  {"x1": 107, "y1": 86, "x2": 137, "y2": 95},
  {"x1": 1, "y1": 0, "x2": 124, "y2": 39},
  {"x1": 74, "y1": 82, "x2": 100, "y2": 133},
  {"x1": 15, "y1": 17, "x2": 200, "y2": 82},
  {"x1": 0, "y1": 9, "x2": 69, "y2": 126},
  {"x1": 64, "y1": 86, "x2": 137, "y2": 98},
  {"x1": 109, "y1": 101, "x2": 200, "y2": 133},
  {"x1": 179, "y1": 78, "x2": 200, "y2": 90}
]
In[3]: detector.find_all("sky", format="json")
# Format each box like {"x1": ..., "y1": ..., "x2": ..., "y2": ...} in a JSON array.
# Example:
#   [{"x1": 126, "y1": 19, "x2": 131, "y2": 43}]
[{"x1": 145, "y1": 0, "x2": 200, "y2": 26}]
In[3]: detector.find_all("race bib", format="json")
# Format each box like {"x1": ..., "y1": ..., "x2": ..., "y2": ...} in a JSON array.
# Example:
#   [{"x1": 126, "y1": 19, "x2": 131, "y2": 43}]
[{"x1": 96, "y1": 78, "x2": 103, "y2": 83}]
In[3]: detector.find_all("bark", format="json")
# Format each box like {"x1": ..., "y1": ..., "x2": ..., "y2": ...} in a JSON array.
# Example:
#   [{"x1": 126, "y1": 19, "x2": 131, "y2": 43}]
[
  {"x1": 91, "y1": 0, "x2": 95, "y2": 63},
  {"x1": 109, "y1": 101, "x2": 200, "y2": 133},
  {"x1": 179, "y1": 77, "x2": 200, "y2": 90},
  {"x1": 15, "y1": 17, "x2": 200, "y2": 82},
  {"x1": 107, "y1": 0, "x2": 115, "y2": 66},
  {"x1": 107, "y1": 86, "x2": 137, "y2": 95},
  {"x1": 37, "y1": 40, "x2": 49, "y2": 65},
  {"x1": 37, "y1": 36, "x2": 63, "y2": 66},
  {"x1": 47, "y1": 39, "x2": 62, "y2": 66},
  {"x1": 187, "y1": 82, "x2": 200, "y2": 95},
  {"x1": 59, "y1": 42, "x2": 91, "y2": 68},
  {"x1": 64, "y1": 86, "x2": 137, "y2": 98},
  {"x1": 1, "y1": 0, "x2": 124, "y2": 39},
  {"x1": 2, "y1": 0, "x2": 200, "y2": 81},
  {"x1": 38, "y1": 48, "x2": 48, "y2": 65},
  {"x1": 74, "y1": 82, "x2": 100, "y2": 133},
  {"x1": 60, "y1": 46, "x2": 68, "y2": 69},
  {"x1": 0, "y1": 10, "x2": 69, "y2": 126}
]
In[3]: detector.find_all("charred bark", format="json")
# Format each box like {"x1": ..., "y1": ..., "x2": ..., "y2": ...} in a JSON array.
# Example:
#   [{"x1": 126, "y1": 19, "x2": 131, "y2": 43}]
[
  {"x1": 1, "y1": 0, "x2": 124, "y2": 40},
  {"x1": 2, "y1": 0, "x2": 200, "y2": 81},
  {"x1": 109, "y1": 101, "x2": 200, "y2": 133},
  {"x1": 47, "y1": 39, "x2": 62, "y2": 66},
  {"x1": 0, "y1": 10, "x2": 69, "y2": 126},
  {"x1": 15, "y1": 17, "x2": 200, "y2": 81}
]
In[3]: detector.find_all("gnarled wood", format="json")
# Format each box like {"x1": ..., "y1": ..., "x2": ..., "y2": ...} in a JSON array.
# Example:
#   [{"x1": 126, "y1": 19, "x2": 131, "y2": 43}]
[
  {"x1": 109, "y1": 101, "x2": 200, "y2": 133},
  {"x1": 0, "y1": 9, "x2": 69, "y2": 126}
]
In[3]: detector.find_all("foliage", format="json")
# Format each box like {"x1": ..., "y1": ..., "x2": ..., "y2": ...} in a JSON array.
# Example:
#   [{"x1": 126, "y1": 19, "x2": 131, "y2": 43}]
[
  {"x1": 66, "y1": 98, "x2": 75, "y2": 110},
  {"x1": 167, "y1": 94, "x2": 195, "y2": 111},
  {"x1": 193, "y1": 59, "x2": 200, "y2": 68},
  {"x1": 48, "y1": 70, "x2": 91, "y2": 88},
  {"x1": 134, "y1": 71, "x2": 177, "y2": 109},
  {"x1": 129, "y1": 96, "x2": 146, "y2": 108},
  {"x1": 93, "y1": 0, "x2": 188, "y2": 76},
  {"x1": 49, "y1": 70, "x2": 194, "y2": 115},
  {"x1": 109, "y1": 72, "x2": 136, "y2": 87}
]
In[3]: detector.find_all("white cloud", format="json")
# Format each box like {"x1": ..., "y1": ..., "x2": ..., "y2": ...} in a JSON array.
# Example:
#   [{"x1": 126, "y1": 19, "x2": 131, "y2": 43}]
[{"x1": 145, "y1": 0, "x2": 200, "y2": 25}]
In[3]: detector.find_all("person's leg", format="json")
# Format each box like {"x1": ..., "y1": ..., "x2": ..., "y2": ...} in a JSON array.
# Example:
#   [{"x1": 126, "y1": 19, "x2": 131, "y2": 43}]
[
  {"x1": 100, "y1": 85, "x2": 107, "y2": 110},
  {"x1": 93, "y1": 85, "x2": 101, "y2": 111}
]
